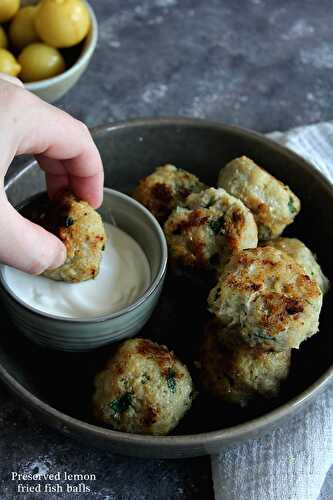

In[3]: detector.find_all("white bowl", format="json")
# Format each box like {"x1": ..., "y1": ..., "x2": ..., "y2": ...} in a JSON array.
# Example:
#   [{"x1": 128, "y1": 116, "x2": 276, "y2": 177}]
[{"x1": 23, "y1": 1, "x2": 98, "y2": 103}]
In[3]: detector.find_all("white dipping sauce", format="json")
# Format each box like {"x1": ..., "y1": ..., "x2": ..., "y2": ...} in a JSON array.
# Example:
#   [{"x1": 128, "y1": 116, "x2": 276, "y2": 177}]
[{"x1": 4, "y1": 223, "x2": 151, "y2": 319}]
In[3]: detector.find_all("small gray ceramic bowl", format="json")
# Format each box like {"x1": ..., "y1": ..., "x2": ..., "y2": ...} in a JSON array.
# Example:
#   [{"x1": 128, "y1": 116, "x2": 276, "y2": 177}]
[
  {"x1": 23, "y1": 1, "x2": 98, "y2": 103},
  {"x1": 0, "y1": 188, "x2": 168, "y2": 352}
]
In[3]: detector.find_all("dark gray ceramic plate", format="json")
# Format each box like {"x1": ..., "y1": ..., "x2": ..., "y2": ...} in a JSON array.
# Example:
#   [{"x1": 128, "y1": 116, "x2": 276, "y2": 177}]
[{"x1": 1, "y1": 118, "x2": 332, "y2": 458}]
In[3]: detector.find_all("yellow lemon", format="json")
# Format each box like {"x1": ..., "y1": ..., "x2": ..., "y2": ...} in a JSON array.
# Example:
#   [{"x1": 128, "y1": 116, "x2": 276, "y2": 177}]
[
  {"x1": 0, "y1": 0, "x2": 20, "y2": 23},
  {"x1": 9, "y1": 6, "x2": 39, "y2": 50},
  {"x1": 18, "y1": 42, "x2": 65, "y2": 82},
  {"x1": 0, "y1": 48, "x2": 21, "y2": 76},
  {"x1": 0, "y1": 26, "x2": 8, "y2": 49},
  {"x1": 35, "y1": 0, "x2": 91, "y2": 48}
]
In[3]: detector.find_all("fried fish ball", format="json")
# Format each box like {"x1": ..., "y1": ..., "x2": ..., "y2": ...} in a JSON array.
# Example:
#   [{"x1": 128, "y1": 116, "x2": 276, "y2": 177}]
[
  {"x1": 262, "y1": 237, "x2": 330, "y2": 294},
  {"x1": 27, "y1": 191, "x2": 106, "y2": 283},
  {"x1": 218, "y1": 156, "x2": 301, "y2": 241},
  {"x1": 208, "y1": 246, "x2": 322, "y2": 351},
  {"x1": 164, "y1": 187, "x2": 258, "y2": 271},
  {"x1": 198, "y1": 320, "x2": 291, "y2": 406},
  {"x1": 93, "y1": 338, "x2": 194, "y2": 435},
  {"x1": 133, "y1": 164, "x2": 207, "y2": 222}
]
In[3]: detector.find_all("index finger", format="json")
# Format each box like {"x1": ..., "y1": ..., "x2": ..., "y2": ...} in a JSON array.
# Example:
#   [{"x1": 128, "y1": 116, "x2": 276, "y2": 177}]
[{"x1": 13, "y1": 87, "x2": 104, "y2": 207}]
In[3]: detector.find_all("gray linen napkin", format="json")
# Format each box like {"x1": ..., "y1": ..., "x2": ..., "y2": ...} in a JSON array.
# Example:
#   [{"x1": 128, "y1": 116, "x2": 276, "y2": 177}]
[{"x1": 212, "y1": 121, "x2": 333, "y2": 500}]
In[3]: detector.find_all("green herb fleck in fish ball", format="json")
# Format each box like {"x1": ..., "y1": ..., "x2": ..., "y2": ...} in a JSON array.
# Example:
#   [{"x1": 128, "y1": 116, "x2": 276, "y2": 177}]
[{"x1": 93, "y1": 338, "x2": 194, "y2": 435}]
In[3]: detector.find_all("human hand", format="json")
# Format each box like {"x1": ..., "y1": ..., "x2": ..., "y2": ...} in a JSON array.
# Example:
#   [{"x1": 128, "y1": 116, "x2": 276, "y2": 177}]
[{"x1": 0, "y1": 73, "x2": 104, "y2": 274}]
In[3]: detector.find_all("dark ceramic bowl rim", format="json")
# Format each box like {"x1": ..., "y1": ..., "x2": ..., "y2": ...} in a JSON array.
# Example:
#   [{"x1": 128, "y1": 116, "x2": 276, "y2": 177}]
[
  {"x1": 0, "y1": 187, "x2": 168, "y2": 323},
  {"x1": 1, "y1": 117, "x2": 332, "y2": 452}
]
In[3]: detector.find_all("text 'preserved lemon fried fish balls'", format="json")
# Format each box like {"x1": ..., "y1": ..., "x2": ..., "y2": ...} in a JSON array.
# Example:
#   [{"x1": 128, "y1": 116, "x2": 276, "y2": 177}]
[
  {"x1": 208, "y1": 246, "x2": 323, "y2": 351},
  {"x1": 93, "y1": 338, "x2": 194, "y2": 435},
  {"x1": 164, "y1": 187, "x2": 258, "y2": 271},
  {"x1": 198, "y1": 320, "x2": 291, "y2": 406},
  {"x1": 133, "y1": 164, "x2": 207, "y2": 222},
  {"x1": 218, "y1": 156, "x2": 301, "y2": 241},
  {"x1": 262, "y1": 237, "x2": 330, "y2": 294},
  {"x1": 27, "y1": 191, "x2": 106, "y2": 283}
]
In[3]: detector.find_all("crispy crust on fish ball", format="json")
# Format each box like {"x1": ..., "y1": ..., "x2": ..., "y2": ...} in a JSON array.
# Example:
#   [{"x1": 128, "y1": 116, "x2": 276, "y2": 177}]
[
  {"x1": 133, "y1": 164, "x2": 206, "y2": 222},
  {"x1": 218, "y1": 156, "x2": 300, "y2": 240},
  {"x1": 164, "y1": 187, "x2": 258, "y2": 271},
  {"x1": 28, "y1": 191, "x2": 106, "y2": 283},
  {"x1": 93, "y1": 338, "x2": 194, "y2": 435},
  {"x1": 262, "y1": 237, "x2": 330, "y2": 294},
  {"x1": 198, "y1": 320, "x2": 291, "y2": 406},
  {"x1": 208, "y1": 246, "x2": 322, "y2": 351}
]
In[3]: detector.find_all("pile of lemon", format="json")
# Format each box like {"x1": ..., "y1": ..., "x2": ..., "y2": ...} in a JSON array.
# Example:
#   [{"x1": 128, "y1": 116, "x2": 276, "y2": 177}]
[{"x1": 0, "y1": 0, "x2": 91, "y2": 83}]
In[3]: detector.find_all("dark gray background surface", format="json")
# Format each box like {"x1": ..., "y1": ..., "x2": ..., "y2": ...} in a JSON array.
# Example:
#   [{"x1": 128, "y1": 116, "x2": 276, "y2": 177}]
[{"x1": 2, "y1": 0, "x2": 333, "y2": 498}]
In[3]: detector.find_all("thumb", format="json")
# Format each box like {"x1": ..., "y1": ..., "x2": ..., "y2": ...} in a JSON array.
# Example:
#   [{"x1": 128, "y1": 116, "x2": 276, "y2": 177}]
[{"x1": 0, "y1": 198, "x2": 66, "y2": 274}]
